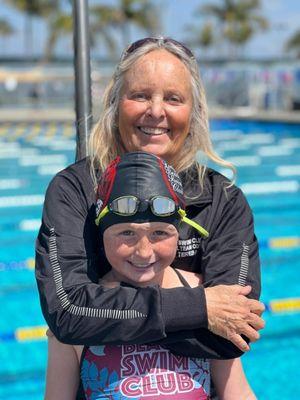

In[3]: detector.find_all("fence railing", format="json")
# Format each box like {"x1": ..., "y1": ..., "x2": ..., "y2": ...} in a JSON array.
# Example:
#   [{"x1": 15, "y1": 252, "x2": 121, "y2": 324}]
[{"x1": 1, "y1": 60, "x2": 300, "y2": 112}]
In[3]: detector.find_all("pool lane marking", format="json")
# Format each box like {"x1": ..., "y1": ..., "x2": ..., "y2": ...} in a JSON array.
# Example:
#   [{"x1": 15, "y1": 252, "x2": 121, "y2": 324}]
[
  {"x1": 240, "y1": 180, "x2": 299, "y2": 194},
  {"x1": 0, "y1": 179, "x2": 26, "y2": 190},
  {"x1": 269, "y1": 237, "x2": 300, "y2": 249},
  {"x1": 227, "y1": 155, "x2": 261, "y2": 166},
  {"x1": 211, "y1": 129, "x2": 243, "y2": 140},
  {"x1": 26, "y1": 126, "x2": 43, "y2": 142},
  {"x1": 19, "y1": 219, "x2": 41, "y2": 231},
  {"x1": 19, "y1": 154, "x2": 67, "y2": 166},
  {"x1": 0, "y1": 194, "x2": 44, "y2": 207},
  {"x1": 267, "y1": 298, "x2": 300, "y2": 313},
  {"x1": 63, "y1": 127, "x2": 75, "y2": 137},
  {"x1": 49, "y1": 140, "x2": 76, "y2": 151},
  {"x1": 0, "y1": 128, "x2": 9, "y2": 137},
  {"x1": 241, "y1": 133, "x2": 275, "y2": 144},
  {"x1": 15, "y1": 326, "x2": 48, "y2": 342},
  {"x1": 8, "y1": 126, "x2": 28, "y2": 142},
  {"x1": 0, "y1": 147, "x2": 39, "y2": 159},
  {"x1": 34, "y1": 136, "x2": 58, "y2": 146},
  {"x1": 37, "y1": 164, "x2": 67, "y2": 175},
  {"x1": 0, "y1": 142, "x2": 21, "y2": 153},
  {"x1": 279, "y1": 138, "x2": 300, "y2": 148},
  {"x1": 0, "y1": 258, "x2": 35, "y2": 271},
  {"x1": 212, "y1": 132, "x2": 274, "y2": 146},
  {"x1": 257, "y1": 146, "x2": 293, "y2": 156},
  {"x1": 216, "y1": 141, "x2": 251, "y2": 151},
  {"x1": 276, "y1": 165, "x2": 300, "y2": 177},
  {"x1": 45, "y1": 128, "x2": 58, "y2": 139}
]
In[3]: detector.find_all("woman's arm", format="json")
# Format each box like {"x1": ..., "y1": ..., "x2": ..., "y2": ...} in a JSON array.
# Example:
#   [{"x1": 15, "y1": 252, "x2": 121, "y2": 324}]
[
  {"x1": 45, "y1": 331, "x2": 81, "y2": 400},
  {"x1": 197, "y1": 181, "x2": 264, "y2": 351},
  {"x1": 177, "y1": 272, "x2": 256, "y2": 399},
  {"x1": 211, "y1": 358, "x2": 256, "y2": 400}
]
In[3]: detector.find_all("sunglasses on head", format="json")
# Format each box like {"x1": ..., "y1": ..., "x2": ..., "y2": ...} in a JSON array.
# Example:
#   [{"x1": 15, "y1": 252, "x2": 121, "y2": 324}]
[
  {"x1": 95, "y1": 195, "x2": 209, "y2": 238},
  {"x1": 121, "y1": 37, "x2": 195, "y2": 60}
]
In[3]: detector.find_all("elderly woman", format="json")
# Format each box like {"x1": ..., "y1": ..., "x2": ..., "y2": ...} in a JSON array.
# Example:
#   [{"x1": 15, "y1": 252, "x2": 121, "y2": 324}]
[{"x1": 35, "y1": 37, "x2": 264, "y2": 363}]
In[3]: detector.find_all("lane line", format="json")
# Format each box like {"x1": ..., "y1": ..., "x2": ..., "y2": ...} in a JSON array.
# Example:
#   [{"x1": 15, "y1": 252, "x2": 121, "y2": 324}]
[
  {"x1": 276, "y1": 165, "x2": 300, "y2": 176},
  {"x1": 228, "y1": 155, "x2": 261, "y2": 166},
  {"x1": 19, "y1": 154, "x2": 67, "y2": 166},
  {"x1": 257, "y1": 146, "x2": 293, "y2": 156},
  {"x1": 37, "y1": 165, "x2": 66, "y2": 175},
  {"x1": 0, "y1": 194, "x2": 44, "y2": 208},
  {"x1": 0, "y1": 179, "x2": 26, "y2": 190},
  {"x1": 241, "y1": 180, "x2": 299, "y2": 194},
  {"x1": 19, "y1": 219, "x2": 41, "y2": 231}
]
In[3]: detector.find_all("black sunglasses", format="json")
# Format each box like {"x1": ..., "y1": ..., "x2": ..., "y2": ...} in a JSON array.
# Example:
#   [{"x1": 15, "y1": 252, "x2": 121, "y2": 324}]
[{"x1": 121, "y1": 37, "x2": 195, "y2": 60}]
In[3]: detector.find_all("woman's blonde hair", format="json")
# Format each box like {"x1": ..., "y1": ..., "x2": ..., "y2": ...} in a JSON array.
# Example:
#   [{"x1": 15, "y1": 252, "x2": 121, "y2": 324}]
[{"x1": 89, "y1": 37, "x2": 235, "y2": 188}]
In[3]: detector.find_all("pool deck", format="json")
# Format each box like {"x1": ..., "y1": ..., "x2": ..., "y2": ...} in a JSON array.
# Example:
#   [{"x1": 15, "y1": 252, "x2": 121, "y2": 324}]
[{"x1": 1, "y1": 107, "x2": 300, "y2": 123}]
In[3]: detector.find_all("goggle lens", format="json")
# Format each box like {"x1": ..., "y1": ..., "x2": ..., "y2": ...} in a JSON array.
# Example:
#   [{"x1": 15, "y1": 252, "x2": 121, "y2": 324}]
[
  {"x1": 109, "y1": 196, "x2": 176, "y2": 217},
  {"x1": 110, "y1": 196, "x2": 138, "y2": 215},
  {"x1": 152, "y1": 197, "x2": 176, "y2": 216}
]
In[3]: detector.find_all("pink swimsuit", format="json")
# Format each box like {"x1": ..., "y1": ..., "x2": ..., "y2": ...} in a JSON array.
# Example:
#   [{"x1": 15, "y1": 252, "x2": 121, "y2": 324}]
[{"x1": 80, "y1": 343, "x2": 210, "y2": 399}]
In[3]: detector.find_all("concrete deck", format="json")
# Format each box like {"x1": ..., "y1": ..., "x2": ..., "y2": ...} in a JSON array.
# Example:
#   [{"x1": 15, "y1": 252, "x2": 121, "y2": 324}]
[{"x1": 0, "y1": 108, "x2": 75, "y2": 122}]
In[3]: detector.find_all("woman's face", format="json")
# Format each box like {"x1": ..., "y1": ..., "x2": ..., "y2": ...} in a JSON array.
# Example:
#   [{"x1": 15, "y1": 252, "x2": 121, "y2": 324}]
[
  {"x1": 118, "y1": 49, "x2": 193, "y2": 163},
  {"x1": 103, "y1": 222, "x2": 178, "y2": 286}
]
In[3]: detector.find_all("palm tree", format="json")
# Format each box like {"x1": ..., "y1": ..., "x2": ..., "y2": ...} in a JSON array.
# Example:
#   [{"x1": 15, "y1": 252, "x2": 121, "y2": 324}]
[
  {"x1": 44, "y1": 0, "x2": 160, "y2": 62},
  {"x1": 44, "y1": 10, "x2": 119, "y2": 62},
  {"x1": 0, "y1": 18, "x2": 14, "y2": 36},
  {"x1": 285, "y1": 29, "x2": 300, "y2": 58},
  {"x1": 186, "y1": 22, "x2": 214, "y2": 57},
  {"x1": 43, "y1": 11, "x2": 72, "y2": 62},
  {"x1": 198, "y1": 0, "x2": 268, "y2": 58},
  {"x1": 4, "y1": 0, "x2": 57, "y2": 56},
  {"x1": 0, "y1": 19, "x2": 14, "y2": 55},
  {"x1": 91, "y1": 0, "x2": 159, "y2": 51}
]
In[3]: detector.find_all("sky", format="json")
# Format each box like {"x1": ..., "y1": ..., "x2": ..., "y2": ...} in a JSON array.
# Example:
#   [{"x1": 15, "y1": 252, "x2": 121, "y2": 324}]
[{"x1": 0, "y1": 0, "x2": 300, "y2": 59}]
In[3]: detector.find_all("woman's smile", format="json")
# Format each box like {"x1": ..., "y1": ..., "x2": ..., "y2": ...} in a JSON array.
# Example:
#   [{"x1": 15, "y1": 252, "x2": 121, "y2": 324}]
[{"x1": 136, "y1": 126, "x2": 170, "y2": 136}]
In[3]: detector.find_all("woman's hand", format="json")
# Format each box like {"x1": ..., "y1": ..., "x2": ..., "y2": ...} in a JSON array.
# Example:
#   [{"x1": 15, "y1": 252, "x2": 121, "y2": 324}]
[{"x1": 204, "y1": 285, "x2": 265, "y2": 352}]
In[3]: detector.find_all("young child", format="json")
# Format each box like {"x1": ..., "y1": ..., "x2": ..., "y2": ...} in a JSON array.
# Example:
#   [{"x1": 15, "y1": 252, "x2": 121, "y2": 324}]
[{"x1": 45, "y1": 152, "x2": 256, "y2": 400}]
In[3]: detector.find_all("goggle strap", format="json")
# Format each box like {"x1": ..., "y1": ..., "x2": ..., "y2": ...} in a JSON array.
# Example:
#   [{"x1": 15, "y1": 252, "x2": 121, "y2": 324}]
[
  {"x1": 95, "y1": 206, "x2": 110, "y2": 226},
  {"x1": 178, "y1": 209, "x2": 209, "y2": 238}
]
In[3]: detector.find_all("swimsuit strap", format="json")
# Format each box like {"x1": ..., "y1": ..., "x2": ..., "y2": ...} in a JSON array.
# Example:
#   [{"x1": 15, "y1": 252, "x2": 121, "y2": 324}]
[{"x1": 173, "y1": 268, "x2": 191, "y2": 288}]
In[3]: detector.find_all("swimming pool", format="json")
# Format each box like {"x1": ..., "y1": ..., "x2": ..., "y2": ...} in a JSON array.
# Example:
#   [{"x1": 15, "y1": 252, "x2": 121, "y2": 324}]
[{"x1": 0, "y1": 119, "x2": 299, "y2": 399}]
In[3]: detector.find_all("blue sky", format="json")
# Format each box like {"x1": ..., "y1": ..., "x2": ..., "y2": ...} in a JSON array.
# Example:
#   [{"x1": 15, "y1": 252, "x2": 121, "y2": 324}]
[{"x1": 1, "y1": 0, "x2": 300, "y2": 58}]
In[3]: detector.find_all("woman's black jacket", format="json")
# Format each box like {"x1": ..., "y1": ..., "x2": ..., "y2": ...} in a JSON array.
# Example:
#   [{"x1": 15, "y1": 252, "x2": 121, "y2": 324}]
[{"x1": 35, "y1": 158, "x2": 261, "y2": 359}]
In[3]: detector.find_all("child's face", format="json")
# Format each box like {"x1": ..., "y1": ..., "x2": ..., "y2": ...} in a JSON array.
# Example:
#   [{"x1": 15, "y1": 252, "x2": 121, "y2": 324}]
[{"x1": 103, "y1": 221, "x2": 178, "y2": 286}]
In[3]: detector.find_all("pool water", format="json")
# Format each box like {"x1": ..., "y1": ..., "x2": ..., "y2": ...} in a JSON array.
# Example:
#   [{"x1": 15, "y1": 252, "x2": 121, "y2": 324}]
[{"x1": 0, "y1": 119, "x2": 299, "y2": 399}]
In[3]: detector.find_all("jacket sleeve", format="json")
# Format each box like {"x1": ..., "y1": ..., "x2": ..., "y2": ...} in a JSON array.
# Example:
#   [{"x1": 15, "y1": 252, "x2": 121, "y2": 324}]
[
  {"x1": 163, "y1": 186, "x2": 261, "y2": 360},
  {"x1": 35, "y1": 171, "x2": 207, "y2": 346},
  {"x1": 202, "y1": 186, "x2": 261, "y2": 301}
]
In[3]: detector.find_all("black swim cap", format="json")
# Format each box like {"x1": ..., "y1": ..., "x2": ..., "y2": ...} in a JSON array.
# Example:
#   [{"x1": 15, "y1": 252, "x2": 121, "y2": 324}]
[{"x1": 95, "y1": 152, "x2": 185, "y2": 233}]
